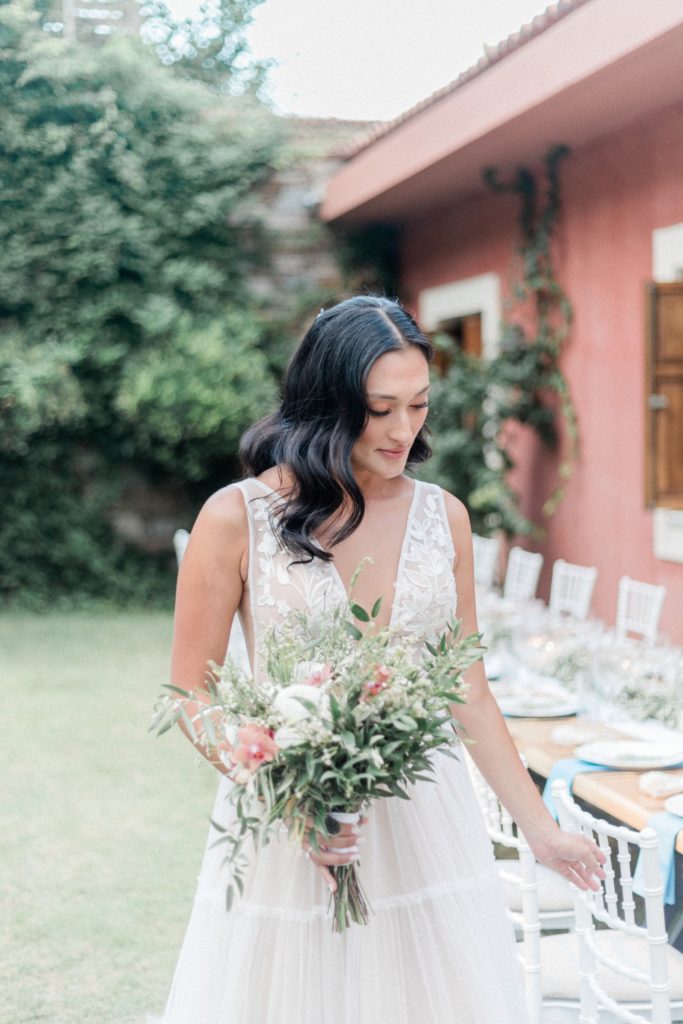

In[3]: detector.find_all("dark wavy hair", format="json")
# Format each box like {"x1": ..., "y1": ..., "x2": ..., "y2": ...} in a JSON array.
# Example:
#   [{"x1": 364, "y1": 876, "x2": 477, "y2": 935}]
[{"x1": 239, "y1": 295, "x2": 433, "y2": 563}]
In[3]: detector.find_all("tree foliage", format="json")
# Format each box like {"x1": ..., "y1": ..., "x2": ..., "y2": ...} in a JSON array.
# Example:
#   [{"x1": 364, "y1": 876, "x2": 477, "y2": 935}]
[
  {"x1": 0, "y1": 0, "x2": 282, "y2": 606},
  {"x1": 419, "y1": 345, "x2": 537, "y2": 538},
  {"x1": 140, "y1": 0, "x2": 271, "y2": 94}
]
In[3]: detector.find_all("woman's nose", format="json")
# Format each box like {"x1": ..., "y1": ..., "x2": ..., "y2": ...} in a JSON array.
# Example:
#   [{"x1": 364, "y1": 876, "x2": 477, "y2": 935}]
[{"x1": 388, "y1": 413, "x2": 413, "y2": 443}]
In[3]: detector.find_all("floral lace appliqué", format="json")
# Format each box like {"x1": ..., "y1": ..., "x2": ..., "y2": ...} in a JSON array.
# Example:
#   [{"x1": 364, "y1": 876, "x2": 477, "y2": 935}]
[
  {"x1": 237, "y1": 480, "x2": 457, "y2": 672},
  {"x1": 391, "y1": 487, "x2": 457, "y2": 644}
]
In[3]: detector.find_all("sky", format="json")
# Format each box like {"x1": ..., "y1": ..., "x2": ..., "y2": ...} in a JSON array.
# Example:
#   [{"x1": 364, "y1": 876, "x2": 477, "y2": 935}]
[{"x1": 168, "y1": 0, "x2": 556, "y2": 122}]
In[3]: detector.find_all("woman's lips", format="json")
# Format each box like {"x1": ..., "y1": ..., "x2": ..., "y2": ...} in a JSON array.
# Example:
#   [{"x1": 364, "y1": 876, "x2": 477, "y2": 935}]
[{"x1": 378, "y1": 448, "x2": 407, "y2": 459}]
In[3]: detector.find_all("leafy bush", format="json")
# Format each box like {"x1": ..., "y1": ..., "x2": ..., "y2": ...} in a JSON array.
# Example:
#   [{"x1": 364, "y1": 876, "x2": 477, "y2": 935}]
[
  {"x1": 0, "y1": 334, "x2": 86, "y2": 456},
  {"x1": 0, "y1": 1, "x2": 283, "y2": 606},
  {"x1": 0, "y1": 443, "x2": 175, "y2": 610},
  {"x1": 419, "y1": 348, "x2": 535, "y2": 538},
  {"x1": 115, "y1": 313, "x2": 277, "y2": 479}
]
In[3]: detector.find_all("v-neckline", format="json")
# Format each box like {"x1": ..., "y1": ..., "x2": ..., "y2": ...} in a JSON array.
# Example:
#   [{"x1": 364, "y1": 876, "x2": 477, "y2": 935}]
[{"x1": 251, "y1": 476, "x2": 421, "y2": 630}]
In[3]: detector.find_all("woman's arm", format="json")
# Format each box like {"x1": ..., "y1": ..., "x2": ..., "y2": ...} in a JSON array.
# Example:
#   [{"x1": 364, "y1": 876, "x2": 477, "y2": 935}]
[
  {"x1": 170, "y1": 485, "x2": 249, "y2": 775},
  {"x1": 442, "y1": 490, "x2": 606, "y2": 890},
  {"x1": 169, "y1": 483, "x2": 363, "y2": 887}
]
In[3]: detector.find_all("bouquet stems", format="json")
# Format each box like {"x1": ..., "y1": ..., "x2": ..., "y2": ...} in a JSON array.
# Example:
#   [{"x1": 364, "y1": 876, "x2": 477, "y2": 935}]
[{"x1": 330, "y1": 863, "x2": 370, "y2": 932}]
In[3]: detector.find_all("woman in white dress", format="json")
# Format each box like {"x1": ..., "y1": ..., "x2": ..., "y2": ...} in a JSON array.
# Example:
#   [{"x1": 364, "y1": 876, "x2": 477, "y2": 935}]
[{"x1": 153, "y1": 295, "x2": 604, "y2": 1024}]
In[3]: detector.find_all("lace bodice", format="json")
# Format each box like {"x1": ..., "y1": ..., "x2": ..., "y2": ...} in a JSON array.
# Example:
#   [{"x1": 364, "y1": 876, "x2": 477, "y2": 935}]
[{"x1": 234, "y1": 477, "x2": 457, "y2": 679}]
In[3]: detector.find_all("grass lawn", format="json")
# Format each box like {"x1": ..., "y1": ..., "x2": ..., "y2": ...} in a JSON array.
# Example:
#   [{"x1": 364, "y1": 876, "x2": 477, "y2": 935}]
[{"x1": 1, "y1": 612, "x2": 219, "y2": 1024}]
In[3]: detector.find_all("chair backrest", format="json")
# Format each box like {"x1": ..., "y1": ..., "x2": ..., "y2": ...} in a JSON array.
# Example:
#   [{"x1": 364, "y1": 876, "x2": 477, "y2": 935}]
[
  {"x1": 173, "y1": 528, "x2": 190, "y2": 567},
  {"x1": 616, "y1": 576, "x2": 666, "y2": 643},
  {"x1": 503, "y1": 546, "x2": 544, "y2": 602},
  {"x1": 549, "y1": 558, "x2": 597, "y2": 620},
  {"x1": 552, "y1": 778, "x2": 671, "y2": 1024},
  {"x1": 472, "y1": 533, "x2": 501, "y2": 589},
  {"x1": 466, "y1": 753, "x2": 542, "y2": 1023}
]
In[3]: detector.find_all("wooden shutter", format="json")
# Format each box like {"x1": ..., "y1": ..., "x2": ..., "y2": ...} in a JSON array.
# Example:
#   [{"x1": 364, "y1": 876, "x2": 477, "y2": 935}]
[
  {"x1": 645, "y1": 282, "x2": 683, "y2": 507},
  {"x1": 432, "y1": 313, "x2": 483, "y2": 376}
]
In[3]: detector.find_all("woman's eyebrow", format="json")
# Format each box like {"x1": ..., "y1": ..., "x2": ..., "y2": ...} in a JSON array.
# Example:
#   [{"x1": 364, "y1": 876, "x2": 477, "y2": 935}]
[{"x1": 367, "y1": 384, "x2": 431, "y2": 399}]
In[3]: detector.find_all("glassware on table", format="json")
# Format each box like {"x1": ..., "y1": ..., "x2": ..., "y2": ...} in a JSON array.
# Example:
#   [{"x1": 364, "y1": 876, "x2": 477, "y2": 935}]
[{"x1": 589, "y1": 636, "x2": 683, "y2": 728}]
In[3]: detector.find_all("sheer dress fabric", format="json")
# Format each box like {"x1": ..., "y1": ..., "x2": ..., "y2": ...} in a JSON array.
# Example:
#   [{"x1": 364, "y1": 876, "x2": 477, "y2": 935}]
[{"x1": 149, "y1": 477, "x2": 530, "y2": 1024}]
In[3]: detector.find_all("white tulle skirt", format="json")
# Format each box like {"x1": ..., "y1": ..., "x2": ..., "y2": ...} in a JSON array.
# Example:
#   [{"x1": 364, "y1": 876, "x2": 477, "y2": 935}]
[{"x1": 148, "y1": 744, "x2": 530, "y2": 1024}]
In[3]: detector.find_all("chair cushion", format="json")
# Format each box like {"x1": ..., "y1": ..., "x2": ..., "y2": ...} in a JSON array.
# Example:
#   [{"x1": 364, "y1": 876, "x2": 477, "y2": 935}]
[
  {"x1": 497, "y1": 860, "x2": 574, "y2": 912},
  {"x1": 540, "y1": 931, "x2": 683, "y2": 1003}
]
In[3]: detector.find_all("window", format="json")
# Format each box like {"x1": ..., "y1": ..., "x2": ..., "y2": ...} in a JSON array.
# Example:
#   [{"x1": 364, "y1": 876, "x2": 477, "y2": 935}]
[
  {"x1": 432, "y1": 312, "x2": 482, "y2": 375},
  {"x1": 645, "y1": 282, "x2": 683, "y2": 509}
]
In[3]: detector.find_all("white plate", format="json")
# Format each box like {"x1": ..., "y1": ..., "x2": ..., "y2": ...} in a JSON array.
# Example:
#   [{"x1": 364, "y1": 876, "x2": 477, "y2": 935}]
[
  {"x1": 498, "y1": 692, "x2": 579, "y2": 718},
  {"x1": 483, "y1": 653, "x2": 507, "y2": 680},
  {"x1": 664, "y1": 794, "x2": 683, "y2": 818},
  {"x1": 575, "y1": 740, "x2": 683, "y2": 771}
]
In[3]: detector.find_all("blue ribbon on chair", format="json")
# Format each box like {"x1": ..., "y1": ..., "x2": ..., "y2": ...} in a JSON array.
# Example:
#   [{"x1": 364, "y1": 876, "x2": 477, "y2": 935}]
[
  {"x1": 633, "y1": 811, "x2": 682, "y2": 906},
  {"x1": 542, "y1": 758, "x2": 614, "y2": 819}
]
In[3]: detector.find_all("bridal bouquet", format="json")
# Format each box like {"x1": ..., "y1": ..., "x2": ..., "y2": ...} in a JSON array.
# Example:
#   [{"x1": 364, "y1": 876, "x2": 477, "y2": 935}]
[{"x1": 150, "y1": 589, "x2": 483, "y2": 931}]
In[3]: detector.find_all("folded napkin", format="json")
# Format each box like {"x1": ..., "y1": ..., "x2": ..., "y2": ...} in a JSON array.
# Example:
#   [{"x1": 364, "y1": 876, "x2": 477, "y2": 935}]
[
  {"x1": 551, "y1": 724, "x2": 601, "y2": 747},
  {"x1": 639, "y1": 771, "x2": 683, "y2": 799},
  {"x1": 542, "y1": 758, "x2": 614, "y2": 819},
  {"x1": 632, "y1": 811, "x2": 682, "y2": 906}
]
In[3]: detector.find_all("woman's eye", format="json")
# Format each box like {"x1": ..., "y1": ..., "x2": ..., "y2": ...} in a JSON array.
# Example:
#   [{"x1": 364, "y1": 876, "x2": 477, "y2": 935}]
[{"x1": 368, "y1": 403, "x2": 429, "y2": 417}]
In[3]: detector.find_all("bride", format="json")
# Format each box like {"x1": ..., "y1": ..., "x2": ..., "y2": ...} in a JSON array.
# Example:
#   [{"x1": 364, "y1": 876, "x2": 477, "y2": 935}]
[{"x1": 152, "y1": 295, "x2": 604, "y2": 1024}]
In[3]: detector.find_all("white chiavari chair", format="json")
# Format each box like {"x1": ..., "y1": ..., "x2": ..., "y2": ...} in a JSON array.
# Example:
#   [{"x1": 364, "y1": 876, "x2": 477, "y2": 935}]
[
  {"x1": 465, "y1": 753, "x2": 576, "y2": 1024},
  {"x1": 616, "y1": 577, "x2": 666, "y2": 644},
  {"x1": 541, "y1": 778, "x2": 683, "y2": 1023},
  {"x1": 173, "y1": 527, "x2": 190, "y2": 566},
  {"x1": 465, "y1": 751, "x2": 543, "y2": 1022},
  {"x1": 473, "y1": 533, "x2": 501, "y2": 590},
  {"x1": 503, "y1": 546, "x2": 544, "y2": 602},
  {"x1": 549, "y1": 559, "x2": 597, "y2": 621}
]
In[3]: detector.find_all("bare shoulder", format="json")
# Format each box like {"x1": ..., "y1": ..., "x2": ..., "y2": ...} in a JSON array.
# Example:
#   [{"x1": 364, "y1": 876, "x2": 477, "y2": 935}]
[
  {"x1": 189, "y1": 483, "x2": 249, "y2": 571},
  {"x1": 438, "y1": 487, "x2": 472, "y2": 536},
  {"x1": 198, "y1": 483, "x2": 248, "y2": 533},
  {"x1": 435, "y1": 486, "x2": 473, "y2": 567}
]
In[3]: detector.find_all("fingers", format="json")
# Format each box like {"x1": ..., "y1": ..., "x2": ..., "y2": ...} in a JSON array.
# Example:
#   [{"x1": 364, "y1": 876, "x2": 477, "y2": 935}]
[
  {"x1": 565, "y1": 860, "x2": 601, "y2": 892},
  {"x1": 308, "y1": 855, "x2": 337, "y2": 893},
  {"x1": 559, "y1": 839, "x2": 607, "y2": 892},
  {"x1": 302, "y1": 814, "x2": 366, "y2": 883},
  {"x1": 304, "y1": 841, "x2": 360, "y2": 866}
]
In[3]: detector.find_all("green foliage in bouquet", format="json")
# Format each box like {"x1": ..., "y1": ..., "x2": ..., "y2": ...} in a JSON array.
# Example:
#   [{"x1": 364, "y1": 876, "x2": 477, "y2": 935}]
[{"x1": 150, "y1": 588, "x2": 484, "y2": 932}]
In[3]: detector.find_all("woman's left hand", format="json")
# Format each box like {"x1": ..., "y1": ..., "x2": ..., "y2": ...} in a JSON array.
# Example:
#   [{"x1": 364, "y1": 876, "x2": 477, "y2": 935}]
[{"x1": 531, "y1": 829, "x2": 607, "y2": 891}]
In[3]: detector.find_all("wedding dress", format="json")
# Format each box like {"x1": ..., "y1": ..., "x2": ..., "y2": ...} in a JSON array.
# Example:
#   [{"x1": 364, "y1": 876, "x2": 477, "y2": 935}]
[{"x1": 148, "y1": 477, "x2": 530, "y2": 1024}]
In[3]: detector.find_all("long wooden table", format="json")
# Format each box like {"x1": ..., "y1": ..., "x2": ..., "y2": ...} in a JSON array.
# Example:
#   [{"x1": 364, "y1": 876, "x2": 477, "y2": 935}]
[{"x1": 506, "y1": 716, "x2": 683, "y2": 855}]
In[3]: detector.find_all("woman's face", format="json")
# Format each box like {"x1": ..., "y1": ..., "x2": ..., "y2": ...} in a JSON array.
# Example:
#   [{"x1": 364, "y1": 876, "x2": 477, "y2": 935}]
[{"x1": 351, "y1": 345, "x2": 430, "y2": 481}]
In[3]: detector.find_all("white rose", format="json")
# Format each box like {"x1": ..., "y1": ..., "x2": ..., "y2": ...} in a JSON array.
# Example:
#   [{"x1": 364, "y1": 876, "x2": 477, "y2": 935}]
[
  {"x1": 293, "y1": 661, "x2": 329, "y2": 685},
  {"x1": 274, "y1": 725, "x2": 305, "y2": 749},
  {"x1": 222, "y1": 721, "x2": 238, "y2": 747},
  {"x1": 273, "y1": 684, "x2": 330, "y2": 724}
]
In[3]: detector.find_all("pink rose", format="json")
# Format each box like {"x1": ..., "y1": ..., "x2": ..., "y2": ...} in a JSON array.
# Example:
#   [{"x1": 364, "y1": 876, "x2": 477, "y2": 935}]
[
  {"x1": 231, "y1": 724, "x2": 279, "y2": 772},
  {"x1": 301, "y1": 663, "x2": 333, "y2": 687},
  {"x1": 363, "y1": 664, "x2": 392, "y2": 698}
]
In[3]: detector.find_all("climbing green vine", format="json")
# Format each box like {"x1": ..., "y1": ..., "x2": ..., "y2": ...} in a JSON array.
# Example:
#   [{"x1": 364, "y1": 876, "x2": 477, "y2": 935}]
[
  {"x1": 421, "y1": 145, "x2": 577, "y2": 538},
  {"x1": 483, "y1": 143, "x2": 577, "y2": 517}
]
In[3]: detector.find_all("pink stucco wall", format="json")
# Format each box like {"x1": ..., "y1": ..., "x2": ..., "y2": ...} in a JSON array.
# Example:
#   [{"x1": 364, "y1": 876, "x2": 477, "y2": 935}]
[{"x1": 400, "y1": 101, "x2": 683, "y2": 643}]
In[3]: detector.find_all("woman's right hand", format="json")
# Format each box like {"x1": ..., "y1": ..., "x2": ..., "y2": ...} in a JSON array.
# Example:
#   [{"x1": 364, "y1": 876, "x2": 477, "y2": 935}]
[{"x1": 302, "y1": 814, "x2": 367, "y2": 892}]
